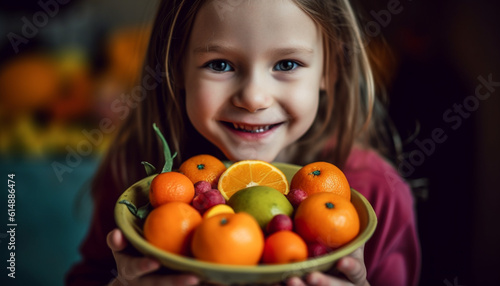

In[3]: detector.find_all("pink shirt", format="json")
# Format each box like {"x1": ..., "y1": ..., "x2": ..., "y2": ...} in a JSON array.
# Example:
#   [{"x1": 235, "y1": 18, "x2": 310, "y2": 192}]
[
  {"x1": 66, "y1": 148, "x2": 421, "y2": 285},
  {"x1": 344, "y1": 148, "x2": 421, "y2": 286}
]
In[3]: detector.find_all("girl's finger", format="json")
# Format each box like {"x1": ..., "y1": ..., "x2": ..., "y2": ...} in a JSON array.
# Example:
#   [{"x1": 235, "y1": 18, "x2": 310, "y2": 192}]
[
  {"x1": 107, "y1": 228, "x2": 127, "y2": 252},
  {"x1": 348, "y1": 245, "x2": 365, "y2": 262},
  {"x1": 336, "y1": 256, "x2": 366, "y2": 284},
  {"x1": 141, "y1": 273, "x2": 200, "y2": 286},
  {"x1": 286, "y1": 276, "x2": 307, "y2": 286},
  {"x1": 302, "y1": 245, "x2": 367, "y2": 286},
  {"x1": 305, "y1": 271, "x2": 349, "y2": 286},
  {"x1": 107, "y1": 229, "x2": 161, "y2": 280},
  {"x1": 117, "y1": 256, "x2": 160, "y2": 280}
]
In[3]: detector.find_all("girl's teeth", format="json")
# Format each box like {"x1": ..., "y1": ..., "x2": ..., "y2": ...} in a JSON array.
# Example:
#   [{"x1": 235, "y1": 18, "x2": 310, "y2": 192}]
[{"x1": 232, "y1": 123, "x2": 271, "y2": 133}]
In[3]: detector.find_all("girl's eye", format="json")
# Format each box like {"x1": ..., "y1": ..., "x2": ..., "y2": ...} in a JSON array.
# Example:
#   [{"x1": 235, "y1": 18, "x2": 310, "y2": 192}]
[
  {"x1": 205, "y1": 60, "x2": 234, "y2": 72},
  {"x1": 273, "y1": 60, "x2": 300, "y2": 72}
]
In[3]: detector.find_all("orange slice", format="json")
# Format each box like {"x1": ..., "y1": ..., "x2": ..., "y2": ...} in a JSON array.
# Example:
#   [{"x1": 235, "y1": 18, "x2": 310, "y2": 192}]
[{"x1": 217, "y1": 160, "x2": 289, "y2": 200}]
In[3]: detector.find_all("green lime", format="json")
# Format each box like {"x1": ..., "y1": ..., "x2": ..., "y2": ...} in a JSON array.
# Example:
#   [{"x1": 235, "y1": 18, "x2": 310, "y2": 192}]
[{"x1": 227, "y1": 186, "x2": 293, "y2": 229}]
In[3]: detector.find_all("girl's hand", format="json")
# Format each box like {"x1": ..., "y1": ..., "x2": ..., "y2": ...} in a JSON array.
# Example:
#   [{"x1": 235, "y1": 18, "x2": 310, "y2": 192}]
[
  {"x1": 285, "y1": 245, "x2": 369, "y2": 286},
  {"x1": 107, "y1": 228, "x2": 200, "y2": 286}
]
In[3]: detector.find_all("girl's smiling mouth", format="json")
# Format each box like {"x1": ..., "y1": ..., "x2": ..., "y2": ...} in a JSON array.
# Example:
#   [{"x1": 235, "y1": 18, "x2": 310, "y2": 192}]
[{"x1": 221, "y1": 121, "x2": 283, "y2": 134}]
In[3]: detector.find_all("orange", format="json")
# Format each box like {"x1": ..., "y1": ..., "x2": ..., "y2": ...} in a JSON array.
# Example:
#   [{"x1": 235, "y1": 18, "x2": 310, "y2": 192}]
[
  {"x1": 149, "y1": 172, "x2": 195, "y2": 207},
  {"x1": 217, "y1": 160, "x2": 289, "y2": 200},
  {"x1": 191, "y1": 212, "x2": 264, "y2": 265},
  {"x1": 261, "y1": 230, "x2": 308, "y2": 264},
  {"x1": 294, "y1": 192, "x2": 359, "y2": 248},
  {"x1": 179, "y1": 154, "x2": 227, "y2": 188},
  {"x1": 290, "y1": 161, "x2": 350, "y2": 200},
  {"x1": 143, "y1": 202, "x2": 202, "y2": 256}
]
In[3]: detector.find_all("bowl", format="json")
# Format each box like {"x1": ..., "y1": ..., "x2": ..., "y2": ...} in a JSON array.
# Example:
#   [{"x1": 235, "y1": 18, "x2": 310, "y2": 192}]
[{"x1": 115, "y1": 162, "x2": 377, "y2": 285}]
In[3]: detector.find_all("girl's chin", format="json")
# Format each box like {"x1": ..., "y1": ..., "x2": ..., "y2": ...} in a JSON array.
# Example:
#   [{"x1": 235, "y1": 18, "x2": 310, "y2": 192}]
[{"x1": 223, "y1": 148, "x2": 278, "y2": 162}]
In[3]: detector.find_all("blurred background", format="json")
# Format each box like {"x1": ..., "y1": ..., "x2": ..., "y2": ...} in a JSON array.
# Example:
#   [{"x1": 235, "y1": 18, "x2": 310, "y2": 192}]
[
  {"x1": 0, "y1": 0, "x2": 158, "y2": 285},
  {"x1": 0, "y1": 0, "x2": 499, "y2": 285}
]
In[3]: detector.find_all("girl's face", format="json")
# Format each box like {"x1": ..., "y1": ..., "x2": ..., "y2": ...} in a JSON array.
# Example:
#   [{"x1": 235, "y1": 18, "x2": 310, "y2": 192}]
[{"x1": 183, "y1": 0, "x2": 325, "y2": 162}]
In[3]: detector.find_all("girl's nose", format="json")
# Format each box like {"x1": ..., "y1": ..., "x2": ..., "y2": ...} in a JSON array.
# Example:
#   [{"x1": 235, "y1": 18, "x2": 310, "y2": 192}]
[{"x1": 232, "y1": 74, "x2": 273, "y2": 112}]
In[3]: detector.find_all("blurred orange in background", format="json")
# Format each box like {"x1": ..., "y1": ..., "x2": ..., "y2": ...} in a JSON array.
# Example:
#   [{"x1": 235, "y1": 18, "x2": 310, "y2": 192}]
[
  {"x1": 0, "y1": 53, "x2": 60, "y2": 118},
  {"x1": 0, "y1": 49, "x2": 97, "y2": 155},
  {"x1": 0, "y1": 19, "x2": 152, "y2": 158}
]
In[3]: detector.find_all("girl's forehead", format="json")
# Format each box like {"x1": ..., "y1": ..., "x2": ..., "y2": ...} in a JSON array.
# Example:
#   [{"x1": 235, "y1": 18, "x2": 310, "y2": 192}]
[{"x1": 188, "y1": 0, "x2": 322, "y2": 53}]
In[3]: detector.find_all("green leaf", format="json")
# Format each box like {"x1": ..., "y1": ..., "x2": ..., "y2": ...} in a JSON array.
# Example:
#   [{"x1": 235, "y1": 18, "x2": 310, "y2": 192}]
[
  {"x1": 119, "y1": 200, "x2": 138, "y2": 216},
  {"x1": 141, "y1": 161, "x2": 157, "y2": 176},
  {"x1": 136, "y1": 202, "x2": 153, "y2": 219},
  {"x1": 153, "y1": 123, "x2": 177, "y2": 173},
  {"x1": 118, "y1": 200, "x2": 152, "y2": 220}
]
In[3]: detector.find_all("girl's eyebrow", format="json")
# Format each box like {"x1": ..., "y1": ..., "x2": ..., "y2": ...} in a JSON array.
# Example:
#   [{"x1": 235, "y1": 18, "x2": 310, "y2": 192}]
[
  {"x1": 268, "y1": 47, "x2": 315, "y2": 56},
  {"x1": 193, "y1": 44, "x2": 231, "y2": 54},
  {"x1": 192, "y1": 44, "x2": 314, "y2": 56}
]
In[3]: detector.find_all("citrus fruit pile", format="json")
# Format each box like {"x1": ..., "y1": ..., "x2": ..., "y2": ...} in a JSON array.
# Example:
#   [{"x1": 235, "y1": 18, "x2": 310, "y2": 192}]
[
  {"x1": 142, "y1": 154, "x2": 360, "y2": 266},
  {"x1": 132, "y1": 124, "x2": 360, "y2": 266}
]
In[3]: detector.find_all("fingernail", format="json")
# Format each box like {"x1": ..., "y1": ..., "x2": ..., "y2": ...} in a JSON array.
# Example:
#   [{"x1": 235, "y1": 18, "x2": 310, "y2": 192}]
[
  {"x1": 307, "y1": 272, "x2": 319, "y2": 285},
  {"x1": 287, "y1": 277, "x2": 301, "y2": 286},
  {"x1": 185, "y1": 275, "x2": 200, "y2": 285}
]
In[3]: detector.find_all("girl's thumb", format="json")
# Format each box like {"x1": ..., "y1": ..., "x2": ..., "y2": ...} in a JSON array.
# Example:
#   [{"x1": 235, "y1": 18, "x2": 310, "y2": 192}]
[{"x1": 107, "y1": 228, "x2": 128, "y2": 252}]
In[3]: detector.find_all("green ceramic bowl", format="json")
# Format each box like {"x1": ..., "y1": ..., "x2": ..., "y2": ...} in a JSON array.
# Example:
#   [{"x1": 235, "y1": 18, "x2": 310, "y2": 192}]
[{"x1": 115, "y1": 162, "x2": 377, "y2": 285}]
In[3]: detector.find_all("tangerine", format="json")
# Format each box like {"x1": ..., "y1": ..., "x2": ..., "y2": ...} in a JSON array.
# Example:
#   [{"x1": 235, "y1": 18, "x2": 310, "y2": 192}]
[
  {"x1": 218, "y1": 160, "x2": 289, "y2": 200},
  {"x1": 143, "y1": 202, "x2": 202, "y2": 256},
  {"x1": 179, "y1": 154, "x2": 227, "y2": 188},
  {"x1": 191, "y1": 212, "x2": 264, "y2": 265},
  {"x1": 290, "y1": 161, "x2": 350, "y2": 200},
  {"x1": 294, "y1": 192, "x2": 359, "y2": 248},
  {"x1": 261, "y1": 230, "x2": 308, "y2": 264},
  {"x1": 149, "y1": 172, "x2": 194, "y2": 207}
]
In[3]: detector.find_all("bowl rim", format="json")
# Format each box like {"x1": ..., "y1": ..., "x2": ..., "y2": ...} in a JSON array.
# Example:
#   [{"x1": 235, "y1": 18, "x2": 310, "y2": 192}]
[{"x1": 114, "y1": 162, "x2": 377, "y2": 275}]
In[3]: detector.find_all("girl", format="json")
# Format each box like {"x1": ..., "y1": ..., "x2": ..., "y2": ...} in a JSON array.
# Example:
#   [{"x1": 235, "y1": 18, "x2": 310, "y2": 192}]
[{"x1": 67, "y1": 0, "x2": 420, "y2": 285}]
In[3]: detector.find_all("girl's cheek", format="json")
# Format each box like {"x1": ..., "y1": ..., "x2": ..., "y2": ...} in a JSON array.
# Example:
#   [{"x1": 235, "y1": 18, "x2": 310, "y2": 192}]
[
  {"x1": 287, "y1": 86, "x2": 320, "y2": 108},
  {"x1": 187, "y1": 86, "x2": 223, "y2": 118},
  {"x1": 198, "y1": 75, "x2": 229, "y2": 90}
]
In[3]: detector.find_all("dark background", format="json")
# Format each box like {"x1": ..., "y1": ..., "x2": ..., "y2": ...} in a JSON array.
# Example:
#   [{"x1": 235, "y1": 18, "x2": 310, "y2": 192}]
[
  {"x1": 1, "y1": 0, "x2": 499, "y2": 285},
  {"x1": 357, "y1": 0, "x2": 500, "y2": 285}
]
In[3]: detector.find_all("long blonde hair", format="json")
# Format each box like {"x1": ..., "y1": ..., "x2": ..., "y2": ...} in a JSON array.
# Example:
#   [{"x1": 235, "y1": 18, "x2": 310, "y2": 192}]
[{"x1": 92, "y1": 0, "x2": 396, "y2": 196}]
